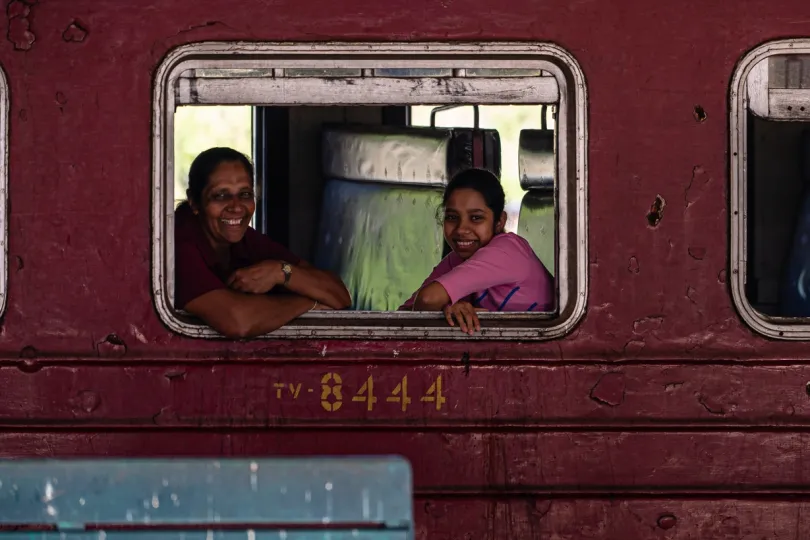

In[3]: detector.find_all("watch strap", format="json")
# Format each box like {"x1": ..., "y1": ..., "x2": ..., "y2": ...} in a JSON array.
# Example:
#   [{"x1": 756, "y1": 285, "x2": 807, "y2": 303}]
[{"x1": 281, "y1": 261, "x2": 292, "y2": 286}]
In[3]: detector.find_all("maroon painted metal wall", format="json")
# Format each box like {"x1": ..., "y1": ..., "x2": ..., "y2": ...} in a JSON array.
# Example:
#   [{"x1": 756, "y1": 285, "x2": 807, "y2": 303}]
[{"x1": 1, "y1": 0, "x2": 810, "y2": 537}]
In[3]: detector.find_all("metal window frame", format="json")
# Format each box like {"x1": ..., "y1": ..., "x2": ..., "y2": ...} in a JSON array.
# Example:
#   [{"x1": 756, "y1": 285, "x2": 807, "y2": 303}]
[
  {"x1": 730, "y1": 38, "x2": 810, "y2": 339},
  {"x1": 0, "y1": 67, "x2": 8, "y2": 320},
  {"x1": 152, "y1": 42, "x2": 588, "y2": 340}
]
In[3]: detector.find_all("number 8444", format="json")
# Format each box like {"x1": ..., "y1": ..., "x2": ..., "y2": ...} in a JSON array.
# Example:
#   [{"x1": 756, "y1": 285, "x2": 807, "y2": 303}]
[{"x1": 320, "y1": 374, "x2": 446, "y2": 412}]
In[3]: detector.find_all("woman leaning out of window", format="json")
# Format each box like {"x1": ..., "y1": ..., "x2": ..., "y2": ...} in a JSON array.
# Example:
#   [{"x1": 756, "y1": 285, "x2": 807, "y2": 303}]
[
  {"x1": 175, "y1": 147, "x2": 351, "y2": 338},
  {"x1": 399, "y1": 168, "x2": 554, "y2": 335}
]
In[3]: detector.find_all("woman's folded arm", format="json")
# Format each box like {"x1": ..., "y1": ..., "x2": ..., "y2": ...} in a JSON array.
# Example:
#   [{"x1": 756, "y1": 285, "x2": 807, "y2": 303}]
[
  {"x1": 285, "y1": 260, "x2": 352, "y2": 309},
  {"x1": 184, "y1": 289, "x2": 315, "y2": 339}
]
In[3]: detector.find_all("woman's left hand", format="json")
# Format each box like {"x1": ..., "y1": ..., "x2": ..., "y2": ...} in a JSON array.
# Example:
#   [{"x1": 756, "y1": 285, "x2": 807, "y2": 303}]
[
  {"x1": 227, "y1": 260, "x2": 284, "y2": 294},
  {"x1": 442, "y1": 301, "x2": 487, "y2": 335}
]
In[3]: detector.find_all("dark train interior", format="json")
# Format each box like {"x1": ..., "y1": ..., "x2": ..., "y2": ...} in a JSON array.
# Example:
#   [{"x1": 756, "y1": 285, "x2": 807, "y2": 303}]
[{"x1": 173, "y1": 103, "x2": 558, "y2": 312}]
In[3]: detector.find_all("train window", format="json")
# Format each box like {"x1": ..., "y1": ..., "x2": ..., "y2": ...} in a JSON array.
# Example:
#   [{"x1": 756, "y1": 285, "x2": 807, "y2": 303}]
[
  {"x1": 731, "y1": 39, "x2": 810, "y2": 339},
  {"x1": 152, "y1": 42, "x2": 588, "y2": 340}
]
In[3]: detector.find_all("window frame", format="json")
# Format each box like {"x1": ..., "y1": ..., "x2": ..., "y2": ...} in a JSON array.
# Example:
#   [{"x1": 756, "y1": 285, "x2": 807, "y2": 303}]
[
  {"x1": 0, "y1": 66, "x2": 8, "y2": 319},
  {"x1": 152, "y1": 41, "x2": 588, "y2": 340},
  {"x1": 730, "y1": 38, "x2": 810, "y2": 339}
]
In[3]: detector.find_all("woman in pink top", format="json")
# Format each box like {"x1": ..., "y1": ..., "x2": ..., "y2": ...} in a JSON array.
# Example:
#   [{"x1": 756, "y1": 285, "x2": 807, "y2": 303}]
[{"x1": 400, "y1": 168, "x2": 554, "y2": 334}]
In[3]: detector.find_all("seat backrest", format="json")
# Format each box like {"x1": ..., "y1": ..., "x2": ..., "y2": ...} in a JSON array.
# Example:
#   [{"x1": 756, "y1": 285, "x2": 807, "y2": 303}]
[
  {"x1": 315, "y1": 124, "x2": 500, "y2": 311},
  {"x1": 0, "y1": 456, "x2": 414, "y2": 539},
  {"x1": 517, "y1": 128, "x2": 556, "y2": 278},
  {"x1": 427, "y1": 104, "x2": 501, "y2": 178},
  {"x1": 447, "y1": 127, "x2": 501, "y2": 179}
]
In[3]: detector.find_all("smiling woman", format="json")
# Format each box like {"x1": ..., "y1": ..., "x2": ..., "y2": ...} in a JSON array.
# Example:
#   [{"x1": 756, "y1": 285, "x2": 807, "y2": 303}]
[
  {"x1": 399, "y1": 169, "x2": 554, "y2": 334},
  {"x1": 174, "y1": 147, "x2": 351, "y2": 338}
]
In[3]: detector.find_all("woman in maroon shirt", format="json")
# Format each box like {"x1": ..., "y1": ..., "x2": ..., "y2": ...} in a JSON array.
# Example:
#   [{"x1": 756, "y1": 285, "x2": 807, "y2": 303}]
[{"x1": 174, "y1": 147, "x2": 351, "y2": 338}]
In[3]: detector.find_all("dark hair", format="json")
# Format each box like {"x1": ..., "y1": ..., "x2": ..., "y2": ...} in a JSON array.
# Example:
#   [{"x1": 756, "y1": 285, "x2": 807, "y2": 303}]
[
  {"x1": 179, "y1": 147, "x2": 254, "y2": 209},
  {"x1": 441, "y1": 168, "x2": 506, "y2": 225}
]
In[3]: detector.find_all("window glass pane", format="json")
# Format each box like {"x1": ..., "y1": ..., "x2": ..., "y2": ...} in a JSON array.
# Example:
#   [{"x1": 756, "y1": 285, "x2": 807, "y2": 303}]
[
  {"x1": 410, "y1": 105, "x2": 552, "y2": 233},
  {"x1": 373, "y1": 68, "x2": 453, "y2": 77},
  {"x1": 465, "y1": 68, "x2": 544, "y2": 77},
  {"x1": 193, "y1": 68, "x2": 275, "y2": 78},
  {"x1": 173, "y1": 106, "x2": 253, "y2": 206},
  {"x1": 284, "y1": 68, "x2": 362, "y2": 77},
  {"x1": 745, "y1": 115, "x2": 809, "y2": 316},
  {"x1": 767, "y1": 55, "x2": 810, "y2": 89}
]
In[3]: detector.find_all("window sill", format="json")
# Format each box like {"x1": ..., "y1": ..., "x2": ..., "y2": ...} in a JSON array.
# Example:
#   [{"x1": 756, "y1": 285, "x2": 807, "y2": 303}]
[{"x1": 168, "y1": 309, "x2": 579, "y2": 341}]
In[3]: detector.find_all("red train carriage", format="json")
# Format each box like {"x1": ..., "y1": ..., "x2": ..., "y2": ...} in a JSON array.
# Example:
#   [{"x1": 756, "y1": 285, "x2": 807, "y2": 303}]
[{"x1": 1, "y1": 1, "x2": 810, "y2": 537}]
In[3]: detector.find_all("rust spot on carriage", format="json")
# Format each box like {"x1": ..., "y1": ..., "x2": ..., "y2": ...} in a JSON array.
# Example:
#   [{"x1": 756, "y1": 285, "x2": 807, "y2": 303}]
[
  {"x1": 69, "y1": 390, "x2": 101, "y2": 413},
  {"x1": 685, "y1": 165, "x2": 711, "y2": 208},
  {"x1": 657, "y1": 514, "x2": 677, "y2": 529},
  {"x1": 697, "y1": 392, "x2": 726, "y2": 415},
  {"x1": 589, "y1": 372, "x2": 626, "y2": 407},
  {"x1": 96, "y1": 333, "x2": 127, "y2": 358},
  {"x1": 62, "y1": 20, "x2": 87, "y2": 43},
  {"x1": 164, "y1": 369, "x2": 187, "y2": 381},
  {"x1": 5, "y1": 0, "x2": 27, "y2": 18},
  {"x1": 633, "y1": 315, "x2": 664, "y2": 334},
  {"x1": 151, "y1": 406, "x2": 179, "y2": 425},
  {"x1": 460, "y1": 351, "x2": 471, "y2": 376},
  {"x1": 688, "y1": 246, "x2": 707, "y2": 260},
  {"x1": 623, "y1": 339, "x2": 646, "y2": 356},
  {"x1": 16, "y1": 347, "x2": 41, "y2": 373},
  {"x1": 6, "y1": 0, "x2": 35, "y2": 51},
  {"x1": 646, "y1": 195, "x2": 665, "y2": 227}
]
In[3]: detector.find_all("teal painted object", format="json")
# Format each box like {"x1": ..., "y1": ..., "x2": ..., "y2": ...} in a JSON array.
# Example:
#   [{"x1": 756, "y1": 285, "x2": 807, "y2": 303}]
[
  {"x1": 0, "y1": 457, "x2": 413, "y2": 540},
  {"x1": 0, "y1": 533, "x2": 408, "y2": 539}
]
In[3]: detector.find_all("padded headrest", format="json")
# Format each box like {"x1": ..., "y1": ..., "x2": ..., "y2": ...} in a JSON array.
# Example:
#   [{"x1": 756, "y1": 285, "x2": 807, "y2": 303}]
[
  {"x1": 518, "y1": 128, "x2": 555, "y2": 190},
  {"x1": 450, "y1": 128, "x2": 501, "y2": 179},
  {"x1": 322, "y1": 125, "x2": 454, "y2": 186}
]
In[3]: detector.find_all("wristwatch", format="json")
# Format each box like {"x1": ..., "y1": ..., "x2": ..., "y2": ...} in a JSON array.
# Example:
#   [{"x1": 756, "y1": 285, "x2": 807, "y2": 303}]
[{"x1": 280, "y1": 261, "x2": 292, "y2": 286}]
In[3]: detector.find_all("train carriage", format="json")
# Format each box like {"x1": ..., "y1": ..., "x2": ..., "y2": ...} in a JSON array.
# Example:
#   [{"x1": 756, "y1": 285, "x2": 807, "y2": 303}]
[{"x1": 1, "y1": 0, "x2": 810, "y2": 537}]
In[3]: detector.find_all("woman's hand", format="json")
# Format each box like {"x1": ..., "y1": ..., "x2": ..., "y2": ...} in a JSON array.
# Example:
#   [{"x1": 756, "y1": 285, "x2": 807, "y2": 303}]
[
  {"x1": 227, "y1": 260, "x2": 283, "y2": 294},
  {"x1": 442, "y1": 301, "x2": 487, "y2": 335}
]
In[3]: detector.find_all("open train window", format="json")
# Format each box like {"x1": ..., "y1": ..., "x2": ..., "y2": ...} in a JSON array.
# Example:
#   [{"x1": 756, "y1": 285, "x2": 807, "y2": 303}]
[
  {"x1": 731, "y1": 39, "x2": 810, "y2": 339},
  {"x1": 152, "y1": 43, "x2": 588, "y2": 340}
]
